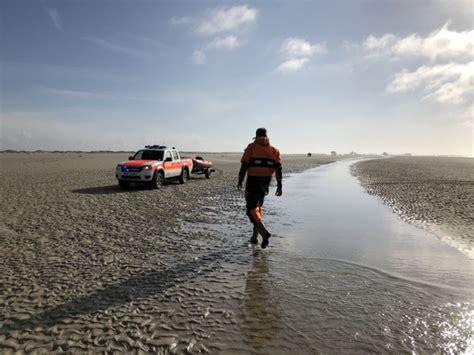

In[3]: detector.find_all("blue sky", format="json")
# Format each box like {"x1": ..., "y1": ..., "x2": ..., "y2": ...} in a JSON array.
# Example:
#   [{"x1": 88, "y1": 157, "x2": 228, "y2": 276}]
[{"x1": 1, "y1": 0, "x2": 472, "y2": 155}]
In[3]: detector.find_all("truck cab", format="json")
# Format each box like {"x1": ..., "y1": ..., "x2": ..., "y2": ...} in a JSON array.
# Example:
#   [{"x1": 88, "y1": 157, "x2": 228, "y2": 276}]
[{"x1": 162, "y1": 149, "x2": 184, "y2": 179}]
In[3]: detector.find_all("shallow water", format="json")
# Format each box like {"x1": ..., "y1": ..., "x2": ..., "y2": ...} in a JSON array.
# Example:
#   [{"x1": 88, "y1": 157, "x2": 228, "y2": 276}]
[{"x1": 240, "y1": 159, "x2": 474, "y2": 353}]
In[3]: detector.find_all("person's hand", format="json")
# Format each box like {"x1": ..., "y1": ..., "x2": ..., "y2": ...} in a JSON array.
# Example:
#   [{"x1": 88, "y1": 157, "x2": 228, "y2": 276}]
[{"x1": 276, "y1": 186, "x2": 282, "y2": 196}]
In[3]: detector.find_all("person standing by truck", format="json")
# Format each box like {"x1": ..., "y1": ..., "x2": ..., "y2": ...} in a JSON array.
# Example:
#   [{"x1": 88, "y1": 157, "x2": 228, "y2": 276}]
[{"x1": 237, "y1": 128, "x2": 283, "y2": 248}]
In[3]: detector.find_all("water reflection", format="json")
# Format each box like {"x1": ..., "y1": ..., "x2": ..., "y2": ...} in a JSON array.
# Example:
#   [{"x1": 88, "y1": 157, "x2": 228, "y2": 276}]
[{"x1": 240, "y1": 251, "x2": 283, "y2": 352}]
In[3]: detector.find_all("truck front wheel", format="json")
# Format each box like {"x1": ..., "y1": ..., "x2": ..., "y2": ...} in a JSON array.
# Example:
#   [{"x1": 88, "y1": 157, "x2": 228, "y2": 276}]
[{"x1": 151, "y1": 171, "x2": 164, "y2": 189}]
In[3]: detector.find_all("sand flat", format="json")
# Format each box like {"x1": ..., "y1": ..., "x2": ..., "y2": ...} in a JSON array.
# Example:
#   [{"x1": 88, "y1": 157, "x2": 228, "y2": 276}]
[
  {"x1": 0, "y1": 152, "x2": 336, "y2": 352},
  {"x1": 353, "y1": 156, "x2": 474, "y2": 258}
]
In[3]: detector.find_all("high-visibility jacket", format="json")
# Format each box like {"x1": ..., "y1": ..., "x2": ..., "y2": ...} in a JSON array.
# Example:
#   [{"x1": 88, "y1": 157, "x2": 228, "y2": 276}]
[{"x1": 241, "y1": 137, "x2": 281, "y2": 177}]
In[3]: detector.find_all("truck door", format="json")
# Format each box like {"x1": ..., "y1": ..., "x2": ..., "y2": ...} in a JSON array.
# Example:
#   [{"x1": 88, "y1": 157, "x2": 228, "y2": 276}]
[
  {"x1": 171, "y1": 150, "x2": 181, "y2": 176},
  {"x1": 163, "y1": 150, "x2": 174, "y2": 178}
]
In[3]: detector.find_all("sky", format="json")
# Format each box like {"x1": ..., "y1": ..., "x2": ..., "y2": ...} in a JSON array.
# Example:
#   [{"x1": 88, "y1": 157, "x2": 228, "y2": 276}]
[{"x1": 1, "y1": 0, "x2": 473, "y2": 155}]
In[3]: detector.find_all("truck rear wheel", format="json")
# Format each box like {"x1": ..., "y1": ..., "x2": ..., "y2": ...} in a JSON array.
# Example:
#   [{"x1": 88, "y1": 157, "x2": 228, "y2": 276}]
[
  {"x1": 179, "y1": 168, "x2": 189, "y2": 184},
  {"x1": 151, "y1": 171, "x2": 164, "y2": 189}
]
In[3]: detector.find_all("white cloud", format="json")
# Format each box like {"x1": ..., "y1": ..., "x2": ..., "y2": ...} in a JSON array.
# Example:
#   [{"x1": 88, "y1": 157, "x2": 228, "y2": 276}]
[
  {"x1": 208, "y1": 35, "x2": 239, "y2": 49},
  {"x1": 81, "y1": 36, "x2": 145, "y2": 57},
  {"x1": 192, "y1": 49, "x2": 206, "y2": 64},
  {"x1": 46, "y1": 8, "x2": 62, "y2": 31},
  {"x1": 172, "y1": 5, "x2": 256, "y2": 64},
  {"x1": 277, "y1": 37, "x2": 326, "y2": 73},
  {"x1": 281, "y1": 38, "x2": 327, "y2": 58},
  {"x1": 172, "y1": 5, "x2": 257, "y2": 36},
  {"x1": 190, "y1": 36, "x2": 239, "y2": 64},
  {"x1": 362, "y1": 24, "x2": 474, "y2": 110},
  {"x1": 277, "y1": 58, "x2": 309, "y2": 72},
  {"x1": 387, "y1": 62, "x2": 473, "y2": 104},
  {"x1": 364, "y1": 24, "x2": 473, "y2": 61},
  {"x1": 362, "y1": 34, "x2": 396, "y2": 58},
  {"x1": 196, "y1": 5, "x2": 258, "y2": 36},
  {"x1": 40, "y1": 86, "x2": 116, "y2": 100}
]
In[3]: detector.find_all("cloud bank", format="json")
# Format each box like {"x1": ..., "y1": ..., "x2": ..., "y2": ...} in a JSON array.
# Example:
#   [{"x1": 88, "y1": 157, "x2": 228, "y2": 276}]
[
  {"x1": 388, "y1": 62, "x2": 473, "y2": 104},
  {"x1": 363, "y1": 24, "x2": 473, "y2": 109},
  {"x1": 364, "y1": 24, "x2": 473, "y2": 61}
]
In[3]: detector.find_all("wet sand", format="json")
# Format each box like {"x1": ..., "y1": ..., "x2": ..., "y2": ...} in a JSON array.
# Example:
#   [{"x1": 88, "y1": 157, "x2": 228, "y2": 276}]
[
  {"x1": 352, "y1": 157, "x2": 474, "y2": 258},
  {"x1": 0, "y1": 152, "x2": 337, "y2": 352}
]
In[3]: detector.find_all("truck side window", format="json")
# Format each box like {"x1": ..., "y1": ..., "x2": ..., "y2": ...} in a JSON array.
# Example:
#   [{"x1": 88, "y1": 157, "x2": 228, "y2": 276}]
[
  {"x1": 172, "y1": 151, "x2": 179, "y2": 160},
  {"x1": 133, "y1": 151, "x2": 143, "y2": 160},
  {"x1": 165, "y1": 151, "x2": 172, "y2": 161}
]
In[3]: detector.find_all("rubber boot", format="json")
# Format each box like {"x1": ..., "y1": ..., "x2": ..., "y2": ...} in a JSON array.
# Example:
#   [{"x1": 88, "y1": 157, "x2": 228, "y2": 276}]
[
  {"x1": 256, "y1": 223, "x2": 271, "y2": 249},
  {"x1": 250, "y1": 225, "x2": 258, "y2": 244}
]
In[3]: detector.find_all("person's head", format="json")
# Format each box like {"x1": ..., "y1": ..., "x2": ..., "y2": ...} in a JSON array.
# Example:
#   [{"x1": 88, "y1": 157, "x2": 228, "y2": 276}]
[
  {"x1": 254, "y1": 127, "x2": 270, "y2": 145},
  {"x1": 255, "y1": 128, "x2": 267, "y2": 138}
]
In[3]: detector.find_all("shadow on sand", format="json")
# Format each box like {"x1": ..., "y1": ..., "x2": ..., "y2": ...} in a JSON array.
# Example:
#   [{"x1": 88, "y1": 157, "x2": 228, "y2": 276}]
[
  {"x1": 71, "y1": 177, "x2": 204, "y2": 195},
  {"x1": 71, "y1": 185, "x2": 138, "y2": 194},
  {"x1": 1, "y1": 245, "x2": 248, "y2": 334}
]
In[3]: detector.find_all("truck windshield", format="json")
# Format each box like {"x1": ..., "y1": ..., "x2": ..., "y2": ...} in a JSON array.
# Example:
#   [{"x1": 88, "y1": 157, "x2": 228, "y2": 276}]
[{"x1": 132, "y1": 150, "x2": 164, "y2": 161}]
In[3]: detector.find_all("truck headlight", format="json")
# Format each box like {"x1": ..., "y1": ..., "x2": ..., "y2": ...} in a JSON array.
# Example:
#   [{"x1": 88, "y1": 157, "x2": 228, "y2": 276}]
[{"x1": 143, "y1": 165, "x2": 151, "y2": 170}]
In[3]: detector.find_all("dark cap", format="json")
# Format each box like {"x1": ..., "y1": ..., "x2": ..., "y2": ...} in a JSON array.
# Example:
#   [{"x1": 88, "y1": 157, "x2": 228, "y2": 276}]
[{"x1": 255, "y1": 127, "x2": 267, "y2": 137}]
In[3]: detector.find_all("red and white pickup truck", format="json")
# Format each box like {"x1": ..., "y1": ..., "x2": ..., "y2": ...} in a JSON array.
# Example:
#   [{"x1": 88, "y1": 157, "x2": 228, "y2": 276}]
[{"x1": 115, "y1": 145, "x2": 193, "y2": 189}]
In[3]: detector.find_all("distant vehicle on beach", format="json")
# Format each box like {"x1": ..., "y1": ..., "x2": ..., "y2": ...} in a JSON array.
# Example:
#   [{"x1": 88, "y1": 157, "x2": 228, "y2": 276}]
[{"x1": 115, "y1": 145, "x2": 193, "y2": 189}]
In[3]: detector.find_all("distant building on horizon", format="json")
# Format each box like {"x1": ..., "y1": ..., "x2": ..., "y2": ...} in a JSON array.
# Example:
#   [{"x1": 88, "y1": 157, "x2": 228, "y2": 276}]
[{"x1": 331, "y1": 151, "x2": 337, "y2": 156}]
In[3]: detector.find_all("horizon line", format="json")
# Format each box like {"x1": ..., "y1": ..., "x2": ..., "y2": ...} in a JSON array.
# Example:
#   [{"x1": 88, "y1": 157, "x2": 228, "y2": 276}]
[{"x1": 0, "y1": 149, "x2": 472, "y2": 158}]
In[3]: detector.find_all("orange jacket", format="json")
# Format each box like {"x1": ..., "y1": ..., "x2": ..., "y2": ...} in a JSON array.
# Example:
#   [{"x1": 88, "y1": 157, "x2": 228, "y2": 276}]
[{"x1": 241, "y1": 137, "x2": 281, "y2": 177}]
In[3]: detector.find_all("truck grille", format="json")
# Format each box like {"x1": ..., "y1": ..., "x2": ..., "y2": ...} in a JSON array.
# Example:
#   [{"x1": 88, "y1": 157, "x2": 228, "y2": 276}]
[{"x1": 122, "y1": 166, "x2": 142, "y2": 172}]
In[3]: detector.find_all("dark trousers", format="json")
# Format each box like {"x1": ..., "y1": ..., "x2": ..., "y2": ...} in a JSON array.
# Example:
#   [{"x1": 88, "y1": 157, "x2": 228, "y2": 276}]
[{"x1": 245, "y1": 176, "x2": 271, "y2": 225}]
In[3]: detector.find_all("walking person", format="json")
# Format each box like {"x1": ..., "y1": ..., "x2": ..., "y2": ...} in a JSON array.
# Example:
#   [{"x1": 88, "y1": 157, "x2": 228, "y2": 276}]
[{"x1": 237, "y1": 128, "x2": 283, "y2": 248}]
